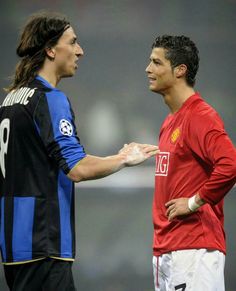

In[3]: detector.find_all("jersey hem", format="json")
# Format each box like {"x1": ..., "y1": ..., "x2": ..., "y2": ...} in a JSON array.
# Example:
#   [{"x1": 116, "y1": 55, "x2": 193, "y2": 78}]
[
  {"x1": 153, "y1": 246, "x2": 226, "y2": 256},
  {"x1": 2, "y1": 256, "x2": 75, "y2": 265}
]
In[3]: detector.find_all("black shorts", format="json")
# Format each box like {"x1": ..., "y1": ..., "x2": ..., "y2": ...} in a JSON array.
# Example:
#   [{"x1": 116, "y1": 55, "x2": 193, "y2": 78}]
[{"x1": 4, "y1": 258, "x2": 76, "y2": 291}]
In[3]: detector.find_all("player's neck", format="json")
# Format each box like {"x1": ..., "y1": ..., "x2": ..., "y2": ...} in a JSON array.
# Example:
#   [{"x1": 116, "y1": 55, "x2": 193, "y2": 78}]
[
  {"x1": 37, "y1": 64, "x2": 61, "y2": 88},
  {"x1": 163, "y1": 85, "x2": 195, "y2": 114}
]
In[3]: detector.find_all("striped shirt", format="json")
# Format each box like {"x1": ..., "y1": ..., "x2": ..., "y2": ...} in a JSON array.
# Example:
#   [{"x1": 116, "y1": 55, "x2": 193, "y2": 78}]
[{"x1": 0, "y1": 75, "x2": 86, "y2": 264}]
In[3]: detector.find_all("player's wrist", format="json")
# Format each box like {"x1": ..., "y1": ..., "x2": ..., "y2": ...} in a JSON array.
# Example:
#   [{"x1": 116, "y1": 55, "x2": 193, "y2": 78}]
[
  {"x1": 115, "y1": 152, "x2": 128, "y2": 168},
  {"x1": 188, "y1": 195, "x2": 201, "y2": 212},
  {"x1": 120, "y1": 153, "x2": 135, "y2": 167}
]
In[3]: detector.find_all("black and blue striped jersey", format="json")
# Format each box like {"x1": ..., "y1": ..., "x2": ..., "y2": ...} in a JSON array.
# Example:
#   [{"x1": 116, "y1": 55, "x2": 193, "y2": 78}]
[{"x1": 0, "y1": 75, "x2": 86, "y2": 264}]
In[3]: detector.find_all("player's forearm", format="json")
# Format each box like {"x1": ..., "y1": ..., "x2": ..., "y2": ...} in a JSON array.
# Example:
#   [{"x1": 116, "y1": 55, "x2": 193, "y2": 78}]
[
  {"x1": 187, "y1": 193, "x2": 205, "y2": 212},
  {"x1": 67, "y1": 154, "x2": 126, "y2": 182},
  {"x1": 189, "y1": 121, "x2": 236, "y2": 205},
  {"x1": 194, "y1": 193, "x2": 205, "y2": 206},
  {"x1": 198, "y1": 174, "x2": 236, "y2": 205},
  {"x1": 198, "y1": 152, "x2": 236, "y2": 205},
  {"x1": 67, "y1": 142, "x2": 159, "y2": 182}
]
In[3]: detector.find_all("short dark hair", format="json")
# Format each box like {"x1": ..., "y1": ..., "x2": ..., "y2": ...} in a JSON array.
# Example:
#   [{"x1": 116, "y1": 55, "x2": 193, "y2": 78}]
[
  {"x1": 152, "y1": 35, "x2": 199, "y2": 87},
  {"x1": 6, "y1": 11, "x2": 70, "y2": 92}
]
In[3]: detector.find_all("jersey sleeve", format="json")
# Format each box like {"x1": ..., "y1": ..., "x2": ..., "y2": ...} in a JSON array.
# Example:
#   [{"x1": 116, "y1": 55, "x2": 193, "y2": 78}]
[
  {"x1": 33, "y1": 90, "x2": 86, "y2": 174},
  {"x1": 187, "y1": 109, "x2": 236, "y2": 204}
]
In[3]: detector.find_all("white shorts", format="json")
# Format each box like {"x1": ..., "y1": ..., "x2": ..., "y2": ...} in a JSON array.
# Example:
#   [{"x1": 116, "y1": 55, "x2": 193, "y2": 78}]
[{"x1": 153, "y1": 249, "x2": 225, "y2": 291}]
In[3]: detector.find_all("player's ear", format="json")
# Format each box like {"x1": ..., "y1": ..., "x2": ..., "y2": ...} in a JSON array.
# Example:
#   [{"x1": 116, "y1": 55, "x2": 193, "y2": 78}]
[
  {"x1": 45, "y1": 47, "x2": 56, "y2": 60},
  {"x1": 175, "y1": 64, "x2": 187, "y2": 78}
]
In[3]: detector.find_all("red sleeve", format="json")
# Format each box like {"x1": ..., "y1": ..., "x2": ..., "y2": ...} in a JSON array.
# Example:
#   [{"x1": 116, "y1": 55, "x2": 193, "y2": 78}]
[{"x1": 187, "y1": 110, "x2": 236, "y2": 204}]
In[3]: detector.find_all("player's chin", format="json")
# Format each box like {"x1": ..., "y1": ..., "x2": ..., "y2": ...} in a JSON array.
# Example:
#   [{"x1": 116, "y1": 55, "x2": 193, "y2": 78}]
[
  {"x1": 149, "y1": 85, "x2": 158, "y2": 93},
  {"x1": 63, "y1": 70, "x2": 76, "y2": 78}
]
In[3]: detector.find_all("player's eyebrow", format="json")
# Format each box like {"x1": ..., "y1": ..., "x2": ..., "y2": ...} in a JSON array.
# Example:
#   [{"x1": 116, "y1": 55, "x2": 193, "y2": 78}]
[{"x1": 150, "y1": 57, "x2": 163, "y2": 63}]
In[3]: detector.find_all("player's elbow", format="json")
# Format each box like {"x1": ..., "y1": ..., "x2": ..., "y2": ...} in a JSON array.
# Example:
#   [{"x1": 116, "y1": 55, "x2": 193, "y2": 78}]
[
  {"x1": 67, "y1": 159, "x2": 89, "y2": 183},
  {"x1": 218, "y1": 156, "x2": 236, "y2": 179},
  {"x1": 230, "y1": 162, "x2": 236, "y2": 180},
  {"x1": 225, "y1": 158, "x2": 236, "y2": 179},
  {"x1": 67, "y1": 170, "x2": 84, "y2": 183}
]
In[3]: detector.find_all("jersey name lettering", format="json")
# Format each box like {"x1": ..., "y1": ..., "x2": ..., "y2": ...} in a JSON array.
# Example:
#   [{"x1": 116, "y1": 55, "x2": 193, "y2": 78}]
[
  {"x1": 1, "y1": 87, "x2": 36, "y2": 107},
  {"x1": 155, "y1": 152, "x2": 170, "y2": 176}
]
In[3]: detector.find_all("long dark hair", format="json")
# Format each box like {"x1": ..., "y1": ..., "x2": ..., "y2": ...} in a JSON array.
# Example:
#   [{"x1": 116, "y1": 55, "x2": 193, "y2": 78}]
[{"x1": 6, "y1": 11, "x2": 70, "y2": 92}]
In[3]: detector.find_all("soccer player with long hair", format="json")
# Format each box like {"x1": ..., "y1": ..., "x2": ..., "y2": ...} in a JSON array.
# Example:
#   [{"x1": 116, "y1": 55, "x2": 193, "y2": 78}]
[{"x1": 0, "y1": 11, "x2": 159, "y2": 290}]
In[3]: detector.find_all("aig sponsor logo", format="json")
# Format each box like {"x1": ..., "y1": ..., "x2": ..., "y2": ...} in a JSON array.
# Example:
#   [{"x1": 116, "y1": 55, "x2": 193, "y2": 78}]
[{"x1": 155, "y1": 152, "x2": 170, "y2": 176}]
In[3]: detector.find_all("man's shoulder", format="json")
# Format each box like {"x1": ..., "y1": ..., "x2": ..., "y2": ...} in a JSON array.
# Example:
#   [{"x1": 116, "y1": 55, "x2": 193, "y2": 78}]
[
  {"x1": 30, "y1": 78, "x2": 67, "y2": 100},
  {"x1": 190, "y1": 94, "x2": 220, "y2": 120},
  {"x1": 188, "y1": 96, "x2": 224, "y2": 132},
  {"x1": 44, "y1": 89, "x2": 69, "y2": 109}
]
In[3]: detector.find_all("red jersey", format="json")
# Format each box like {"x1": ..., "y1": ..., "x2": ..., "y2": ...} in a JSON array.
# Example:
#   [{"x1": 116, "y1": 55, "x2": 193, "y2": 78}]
[{"x1": 153, "y1": 93, "x2": 236, "y2": 256}]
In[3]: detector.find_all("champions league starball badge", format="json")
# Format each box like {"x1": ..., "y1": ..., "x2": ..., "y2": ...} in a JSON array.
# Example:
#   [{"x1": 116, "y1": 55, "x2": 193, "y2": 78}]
[{"x1": 59, "y1": 119, "x2": 73, "y2": 136}]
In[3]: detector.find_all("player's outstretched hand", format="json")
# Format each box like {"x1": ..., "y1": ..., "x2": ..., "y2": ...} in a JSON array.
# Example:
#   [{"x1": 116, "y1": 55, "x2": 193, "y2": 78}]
[{"x1": 119, "y1": 142, "x2": 159, "y2": 166}]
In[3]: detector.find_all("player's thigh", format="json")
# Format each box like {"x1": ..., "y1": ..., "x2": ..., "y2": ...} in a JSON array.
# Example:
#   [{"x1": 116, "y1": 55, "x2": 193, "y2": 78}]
[
  {"x1": 4, "y1": 259, "x2": 47, "y2": 291},
  {"x1": 153, "y1": 254, "x2": 172, "y2": 291},
  {"x1": 170, "y1": 249, "x2": 225, "y2": 291},
  {"x1": 42, "y1": 259, "x2": 76, "y2": 291},
  {"x1": 4, "y1": 258, "x2": 76, "y2": 291},
  {"x1": 153, "y1": 256, "x2": 159, "y2": 291}
]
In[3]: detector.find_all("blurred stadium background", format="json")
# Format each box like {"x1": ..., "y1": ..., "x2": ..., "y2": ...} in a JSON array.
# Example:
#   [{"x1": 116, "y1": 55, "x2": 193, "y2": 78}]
[{"x1": 0, "y1": 0, "x2": 235, "y2": 290}]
